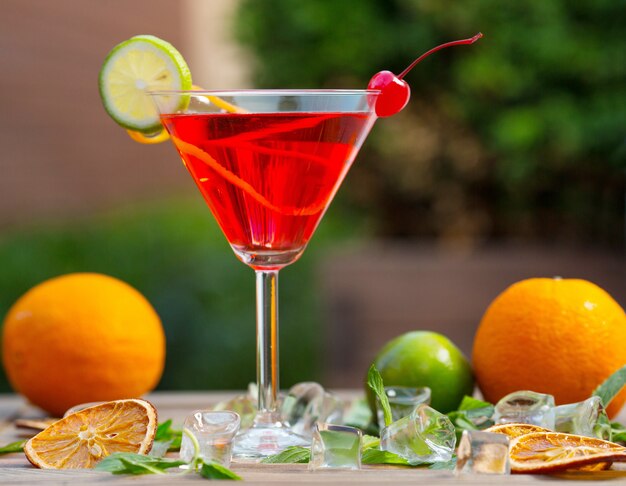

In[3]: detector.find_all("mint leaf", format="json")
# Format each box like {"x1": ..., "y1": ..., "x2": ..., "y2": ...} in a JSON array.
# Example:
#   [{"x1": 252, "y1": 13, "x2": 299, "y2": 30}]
[
  {"x1": 362, "y1": 434, "x2": 380, "y2": 450},
  {"x1": 610, "y1": 422, "x2": 626, "y2": 444},
  {"x1": 155, "y1": 419, "x2": 174, "y2": 440},
  {"x1": 447, "y1": 396, "x2": 494, "y2": 440},
  {"x1": 0, "y1": 440, "x2": 25, "y2": 455},
  {"x1": 447, "y1": 412, "x2": 478, "y2": 431},
  {"x1": 155, "y1": 420, "x2": 182, "y2": 450},
  {"x1": 95, "y1": 452, "x2": 185, "y2": 475},
  {"x1": 260, "y1": 446, "x2": 310, "y2": 464},
  {"x1": 362, "y1": 448, "x2": 456, "y2": 468},
  {"x1": 115, "y1": 457, "x2": 165, "y2": 475},
  {"x1": 96, "y1": 451, "x2": 241, "y2": 480},
  {"x1": 361, "y1": 448, "x2": 410, "y2": 465},
  {"x1": 199, "y1": 461, "x2": 242, "y2": 480},
  {"x1": 458, "y1": 396, "x2": 492, "y2": 412},
  {"x1": 457, "y1": 396, "x2": 494, "y2": 423},
  {"x1": 367, "y1": 365, "x2": 392, "y2": 427},
  {"x1": 593, "y1": 365, "x2": 626, "y2": 408}
]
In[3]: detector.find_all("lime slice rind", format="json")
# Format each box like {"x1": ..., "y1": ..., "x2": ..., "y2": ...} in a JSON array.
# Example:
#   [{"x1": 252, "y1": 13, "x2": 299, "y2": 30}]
[{"x1": 99, "y1": 35, "x2": 192, "y2": 133}]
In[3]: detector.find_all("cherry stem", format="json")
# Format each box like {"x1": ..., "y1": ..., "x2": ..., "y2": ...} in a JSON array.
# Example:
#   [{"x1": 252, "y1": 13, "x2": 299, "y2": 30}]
[{"x1": 397, "y1": 32, "x2": 483, "y2": 80}]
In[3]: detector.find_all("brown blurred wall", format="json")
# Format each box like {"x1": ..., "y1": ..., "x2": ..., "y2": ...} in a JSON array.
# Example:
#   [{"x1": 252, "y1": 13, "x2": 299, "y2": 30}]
[{"x1": 0, "y1": 0, "x2": 248, "y2": 227}]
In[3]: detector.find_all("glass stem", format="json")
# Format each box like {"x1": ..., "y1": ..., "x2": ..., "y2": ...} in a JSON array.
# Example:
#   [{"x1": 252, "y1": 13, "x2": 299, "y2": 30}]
[{"x1": 254, "y1": 269, "x2": 280, "y2": 426}]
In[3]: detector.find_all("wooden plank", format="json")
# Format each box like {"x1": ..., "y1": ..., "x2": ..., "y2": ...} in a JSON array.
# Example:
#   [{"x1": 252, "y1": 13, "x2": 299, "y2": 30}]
[{"x1": 4, "y1": 462, "x2": 626, "y2": 485}]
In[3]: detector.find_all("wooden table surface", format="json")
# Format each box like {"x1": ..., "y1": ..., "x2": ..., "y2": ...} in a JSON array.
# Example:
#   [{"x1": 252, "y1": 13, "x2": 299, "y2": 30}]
[{"x1": 2, "y1": 391, "x2": 626, "y2": 485}]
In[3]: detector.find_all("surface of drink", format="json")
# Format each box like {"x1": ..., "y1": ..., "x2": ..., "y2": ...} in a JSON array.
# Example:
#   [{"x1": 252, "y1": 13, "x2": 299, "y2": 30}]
[{"x1": 161, "y1": 112, "x2": 374, "y2": 268}]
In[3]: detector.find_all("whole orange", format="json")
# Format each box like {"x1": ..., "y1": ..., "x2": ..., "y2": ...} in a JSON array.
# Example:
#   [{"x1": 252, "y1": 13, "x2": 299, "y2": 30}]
[
  {"x1": 473, "y1": 278, "x2": 626, "y2": 418},
  {"x1": 2, "y1": 273, "x2": 165, "y2": 416}
]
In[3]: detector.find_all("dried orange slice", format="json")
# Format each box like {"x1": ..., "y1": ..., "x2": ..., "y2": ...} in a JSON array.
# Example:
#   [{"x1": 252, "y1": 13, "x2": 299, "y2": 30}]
[
  {"x1": 509, "y1": 432, "x2": 626, "y2": 474},
  {"x1": 486, "y1": 425, "x2": 611, "y2": 472},
  {"x1": 485, "y1": 423, "x2": 552, "y2": 439},
  {"x1": 24, "y1": 399, "x2": 157, "y2": 469}
]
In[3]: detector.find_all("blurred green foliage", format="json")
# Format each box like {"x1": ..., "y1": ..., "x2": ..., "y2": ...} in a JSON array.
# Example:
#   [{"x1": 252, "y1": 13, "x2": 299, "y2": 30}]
[
  {"x1": 0, "y1": 198, "x2": 367, "y2": 393},
  {"x1": 236, "y1": 0, "x2": 626, "y2": 247}
]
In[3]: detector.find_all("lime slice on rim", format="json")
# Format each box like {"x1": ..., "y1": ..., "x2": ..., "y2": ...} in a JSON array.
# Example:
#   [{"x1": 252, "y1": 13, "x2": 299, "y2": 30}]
[{"x1": 98, "y1": 35, "x2": 192, "y2": 133}]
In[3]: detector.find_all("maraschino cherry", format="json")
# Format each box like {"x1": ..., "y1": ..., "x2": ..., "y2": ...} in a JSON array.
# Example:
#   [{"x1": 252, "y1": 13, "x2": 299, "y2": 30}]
[{"x1": 369, "y1": 32, "x2": 483, "y2": 117}]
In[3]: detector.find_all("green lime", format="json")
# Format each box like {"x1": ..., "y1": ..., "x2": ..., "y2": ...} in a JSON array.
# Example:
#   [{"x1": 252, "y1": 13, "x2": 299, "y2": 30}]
[
  {"x1": 98, "y1": 35, "x2": 192, "y2": 133},
  {"x1": 367, "y1": 331, "x2": 474, "y2": 414}
]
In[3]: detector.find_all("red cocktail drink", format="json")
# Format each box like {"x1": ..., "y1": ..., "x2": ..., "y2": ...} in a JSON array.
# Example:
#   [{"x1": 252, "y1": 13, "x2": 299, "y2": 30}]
[{"x1": 161, "y1": 107, "x2": 375, "y2": 269}]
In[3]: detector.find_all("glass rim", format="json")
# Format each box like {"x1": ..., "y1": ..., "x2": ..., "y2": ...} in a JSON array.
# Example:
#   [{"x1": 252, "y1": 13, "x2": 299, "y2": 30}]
[{"x1": 148, "y1": 88, "x2": 381, "y2": 97}]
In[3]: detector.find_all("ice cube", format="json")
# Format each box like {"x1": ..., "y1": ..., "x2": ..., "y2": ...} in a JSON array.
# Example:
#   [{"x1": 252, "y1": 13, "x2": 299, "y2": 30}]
[
  {"x1": 555, "y1": 396, "x2": 611, "y2": 440},
  {"x1": 380, "y1": 404, "x2": 456, "y2": 464},
  {"x1": 308, "y1": 423, "x2": 362, "y2": 470},
  {"x1": 281, "y1": 382, "x2": 343, "y2": 438},
  {"x1": 455, "y1": 430, "x2": 510, "y2": 475},
  {"x1": 148, "y1": 439, "x2": 171, "y2": 458},
  {"x1": 376, "y1": 386, "x2": 431, "y2": 429},
  {"x1": 494, "y1": 390, "x2": 555, "y2": 429},
  {"x1": 179, "y1": 411, "x2": 240, "y2": 467},
  {"x1": 212, "y1": 394, "x2": 256, "y2": 430}
]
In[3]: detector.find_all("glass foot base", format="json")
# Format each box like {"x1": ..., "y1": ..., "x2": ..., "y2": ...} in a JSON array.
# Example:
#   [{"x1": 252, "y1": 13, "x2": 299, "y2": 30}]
[{"x1": 233, "y1": 424, "x2": 310, "y2": 459}]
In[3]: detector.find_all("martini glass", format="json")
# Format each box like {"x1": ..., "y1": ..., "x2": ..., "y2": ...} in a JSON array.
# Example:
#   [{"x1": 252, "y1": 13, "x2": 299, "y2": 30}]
[{"x1": 150, "y1": 90, "x2": 379, "y2": 458}]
